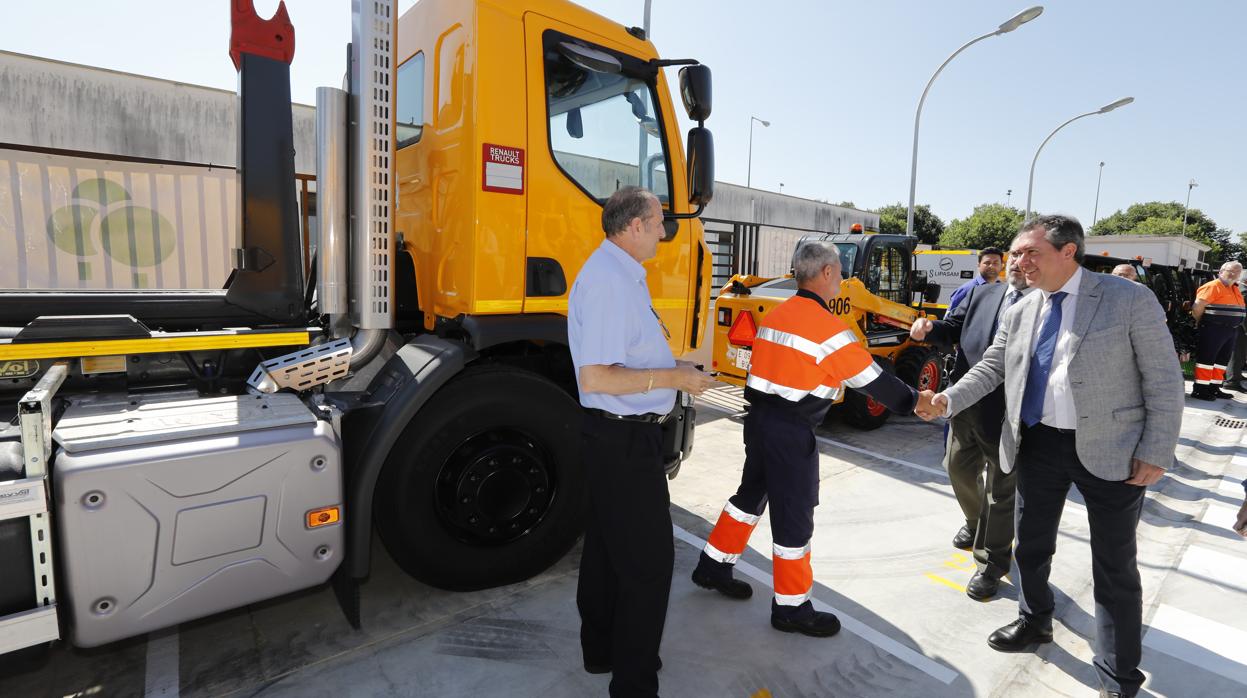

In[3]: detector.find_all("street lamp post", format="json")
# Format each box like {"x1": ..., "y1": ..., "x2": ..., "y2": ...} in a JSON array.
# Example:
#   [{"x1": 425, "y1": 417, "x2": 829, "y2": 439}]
[
  {"x1": 747, "y1": 115, "x2": 769, "y2": 189},
  {"x1": 1182, "y1": 178, "x2": 1199, "y2": 237},
  {"x1": 906, "y1": 5, "x2": 1044, "y2": 236},
  {"x1": 1024, "y1": 97, "x2": 1133, "y2": 222},
  {"x1": 1092, "y1": 161, "x2": 1105, "y2": 226}
]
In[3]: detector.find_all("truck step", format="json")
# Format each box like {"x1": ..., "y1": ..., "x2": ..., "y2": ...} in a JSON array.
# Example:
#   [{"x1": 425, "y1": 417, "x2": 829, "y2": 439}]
[{"x1": 0, "y1": 605, "x2": 59, "y2": 655}]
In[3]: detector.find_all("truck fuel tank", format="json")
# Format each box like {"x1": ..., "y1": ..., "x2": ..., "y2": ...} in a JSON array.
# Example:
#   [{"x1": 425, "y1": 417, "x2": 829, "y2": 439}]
[{"x1": 51, "y1": 391, "x2": 342, "y2": 647}]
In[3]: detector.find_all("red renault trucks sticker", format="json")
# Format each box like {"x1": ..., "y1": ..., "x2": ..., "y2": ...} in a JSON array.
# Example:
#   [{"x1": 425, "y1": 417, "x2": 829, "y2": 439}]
[{"x1": 482, "y1": 143, "x2": 524, "y2": 194}]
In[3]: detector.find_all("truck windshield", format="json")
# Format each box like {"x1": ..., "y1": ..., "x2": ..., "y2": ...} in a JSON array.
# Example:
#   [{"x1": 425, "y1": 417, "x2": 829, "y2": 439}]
[{"x1": 545, "y1": 38, "x2": 672, "y2": 205}]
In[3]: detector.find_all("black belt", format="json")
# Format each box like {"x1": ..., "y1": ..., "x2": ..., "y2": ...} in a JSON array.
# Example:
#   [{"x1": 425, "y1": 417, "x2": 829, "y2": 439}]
[
  {"x1": 584, "y1": 407, "x2": 668, "y2": 424},
  {"x1": 1023, "y1": 422, "x2": 1076, "y2": 435}
]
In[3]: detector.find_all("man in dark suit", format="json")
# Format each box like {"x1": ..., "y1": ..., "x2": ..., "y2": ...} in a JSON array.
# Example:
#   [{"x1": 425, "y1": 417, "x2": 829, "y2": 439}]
[
  {"x1": 917, "y1": 215, "x2": 1183, "y2": 698},
  {"x1": 910, "y1": 254, "x2": 1031, "y2": 599}
]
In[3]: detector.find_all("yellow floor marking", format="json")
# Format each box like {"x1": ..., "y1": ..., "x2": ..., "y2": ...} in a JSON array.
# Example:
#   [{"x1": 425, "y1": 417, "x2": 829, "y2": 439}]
[
  {"x1": 924, "y1": 573, "x2": 967, "y2": 593},
  {"x1": 750, "y1": 690, "x2": 773, "y2": 698}
]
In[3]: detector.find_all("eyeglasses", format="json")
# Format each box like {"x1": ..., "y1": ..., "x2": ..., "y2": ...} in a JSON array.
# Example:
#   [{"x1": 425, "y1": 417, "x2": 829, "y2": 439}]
[{"x1": 650, "y1": 306, "x2": 671, "y2": 340}]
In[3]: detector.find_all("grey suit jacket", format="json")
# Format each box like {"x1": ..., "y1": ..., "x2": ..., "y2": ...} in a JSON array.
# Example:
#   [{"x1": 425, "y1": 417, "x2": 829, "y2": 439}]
[{"x1": 942, "y1": 270, "x2": 1184, "y2": 480}]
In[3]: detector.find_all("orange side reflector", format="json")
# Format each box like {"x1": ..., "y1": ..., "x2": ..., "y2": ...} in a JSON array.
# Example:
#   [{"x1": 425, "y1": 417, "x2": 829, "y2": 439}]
[
  {"x1": 306, "y1": 506, "x2": 341, "y2": 528},
  {"x1": 727, "y1": 310, "x2": 757, "y2": 347}
]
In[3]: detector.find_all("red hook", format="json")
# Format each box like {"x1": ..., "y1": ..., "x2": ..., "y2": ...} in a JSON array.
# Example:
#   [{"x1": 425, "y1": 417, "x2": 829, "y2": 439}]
[{"x1": 229, "y1": 0, "x2": 296, "y2": 71}]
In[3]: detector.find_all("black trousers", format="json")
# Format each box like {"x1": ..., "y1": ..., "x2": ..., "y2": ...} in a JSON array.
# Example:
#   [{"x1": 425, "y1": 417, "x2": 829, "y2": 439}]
[
  {"x1": 943, "y1": 403, "x2": 1016, "y2": 577},
  {"x1": 577, "y1": 414, "x2": 672, "y2": 698},
  {"x1": 1015, "y1": 424, "x2": 1146, "y2": 696},
  {"x1": 1195, "y1": 322, "x2": 1237, "y2": 389}
]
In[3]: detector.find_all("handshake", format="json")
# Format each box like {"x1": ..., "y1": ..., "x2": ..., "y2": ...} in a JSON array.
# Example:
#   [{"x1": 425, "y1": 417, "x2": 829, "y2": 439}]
[{"x1": 914, "y1": 390, "x2": 948, "y2": 421}]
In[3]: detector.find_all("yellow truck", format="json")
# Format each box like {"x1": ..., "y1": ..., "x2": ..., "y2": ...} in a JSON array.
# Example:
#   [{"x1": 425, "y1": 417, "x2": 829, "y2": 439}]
[
  {"x1": 0, "y1": 0, "x2": 713, "y2": 655},
  {"x1": 712, "y1": 233, "x2": 941, "y2": 429}
]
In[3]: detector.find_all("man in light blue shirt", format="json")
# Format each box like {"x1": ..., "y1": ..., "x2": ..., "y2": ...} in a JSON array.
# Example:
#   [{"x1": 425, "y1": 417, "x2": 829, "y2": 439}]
[
  {"x1": 948, "y1": 247, "x2": 1004, "y2": 312},
  {"x1": 568, "y1": 186, "x2": 714, "y2": 698}
]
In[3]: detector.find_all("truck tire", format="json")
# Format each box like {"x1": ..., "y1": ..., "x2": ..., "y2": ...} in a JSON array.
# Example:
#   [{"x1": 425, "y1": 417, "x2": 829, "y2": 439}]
[
  {"x1": 840, "y1": 356, "x2": 895, "y2": 430},
  {"x1": 375, "y1": 366, "x2": 584, "y2": 590},
  {"x1": 896, "y1": 346, "x2": 943, "y2": 393}
]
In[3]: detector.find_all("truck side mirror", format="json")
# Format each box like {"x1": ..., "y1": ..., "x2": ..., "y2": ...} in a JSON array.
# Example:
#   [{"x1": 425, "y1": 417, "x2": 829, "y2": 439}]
[
  {"x1": 686, "y1": 127, "x2": 714, "y2": 207},
  {"x1": 678, "y1": 65, "x2": 712, "y2": 122},
  {"x1": 924, "y1": 284, "x2": 941, "y2": 303}
]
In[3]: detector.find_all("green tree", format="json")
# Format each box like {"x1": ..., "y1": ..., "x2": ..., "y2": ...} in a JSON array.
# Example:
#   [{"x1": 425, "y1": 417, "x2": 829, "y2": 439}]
[
  {"x1": 938, "y1": 204, "x2": 1025, "y2": 250},
  {"x1": 1089, "y1": 201, "x2": 1230, "y2": 263},
  {"x1": 876, "y1": 202, "x2": 945, "y2": 244}
]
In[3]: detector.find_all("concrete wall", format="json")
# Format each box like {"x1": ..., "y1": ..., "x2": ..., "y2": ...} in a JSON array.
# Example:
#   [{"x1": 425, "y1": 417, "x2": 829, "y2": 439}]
[
  {"x1": 1085, "y1": 235, "x2": 1211, "y2": 270},
  {"x1": 704, "y1": 182, "x2": 877, "y2": 232},
  {"x1": 0, "y1": 51, "x2": 316, "y2": 173}
]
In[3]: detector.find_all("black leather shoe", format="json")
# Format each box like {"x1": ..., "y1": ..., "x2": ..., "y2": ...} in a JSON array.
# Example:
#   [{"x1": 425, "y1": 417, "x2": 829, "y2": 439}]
[
  {"x1": 1216, "y1": 388, "x2": 1234, "y2": 399},
  {"x1": 965, "y1": 571, "x2": 1000, "y2": 600},
  {"x1": 1191, "y1": 386, "x2": 1217, "y2": 401},
  {"x1": 584, "y1": 656, "x2": 662, "y2": 674},
  {"x1": 952, "y1": 525, "x2": 975, "y2": 550},
  {"x1": 771, "y1": 610, "x2": 841, "y2": 638},
  {"x1": 691, "y1": 567, "x2": 753, "y2": 600},
  {"x1": 987, "y1": 617, "x2": 1053, "y2": 652},
  {"x1": 1225, "y1": 382, "x2": 1246, "y2": 392}
]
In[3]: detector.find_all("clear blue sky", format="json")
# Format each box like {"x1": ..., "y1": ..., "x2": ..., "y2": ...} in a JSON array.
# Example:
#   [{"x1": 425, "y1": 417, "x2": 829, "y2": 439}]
[{"x1": 4, "y1": 0, "x2": 1242, "y2": 233}]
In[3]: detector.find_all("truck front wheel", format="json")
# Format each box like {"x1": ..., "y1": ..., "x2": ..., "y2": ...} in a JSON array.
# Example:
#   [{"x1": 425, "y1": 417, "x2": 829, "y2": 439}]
[{"x1": 375, "y1": 366, "x2": 584, "y2": 590}]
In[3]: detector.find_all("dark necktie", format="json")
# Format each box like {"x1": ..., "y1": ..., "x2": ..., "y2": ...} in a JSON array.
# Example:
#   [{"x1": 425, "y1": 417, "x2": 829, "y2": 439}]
[
  {"x1": 1020, "y1": 291, "x2": 1067, "y2": 427},
  {"x1": 992, "y1": 289, "x2": 1024, "y2": 336}
]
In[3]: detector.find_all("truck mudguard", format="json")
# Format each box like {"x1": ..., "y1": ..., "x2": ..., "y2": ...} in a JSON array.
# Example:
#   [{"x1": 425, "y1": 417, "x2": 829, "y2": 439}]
[{"x1": 342, "y1": 336, "x2": 468, "y2": 577}]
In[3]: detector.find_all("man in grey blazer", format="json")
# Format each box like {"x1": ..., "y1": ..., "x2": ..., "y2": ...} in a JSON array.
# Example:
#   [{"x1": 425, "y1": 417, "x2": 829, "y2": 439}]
[{"x1": 917, "y1": 215, "x2": 1183, "y2": 698}]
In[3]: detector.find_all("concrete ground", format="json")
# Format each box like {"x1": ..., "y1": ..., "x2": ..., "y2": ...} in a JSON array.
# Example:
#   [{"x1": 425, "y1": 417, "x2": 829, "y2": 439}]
[{"x1": 3, "y1": 384, "x2": 1247, "y2": 697}]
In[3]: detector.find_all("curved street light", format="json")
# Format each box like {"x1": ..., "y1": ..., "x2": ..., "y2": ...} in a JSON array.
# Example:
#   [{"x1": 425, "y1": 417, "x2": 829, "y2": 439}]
[
  {"x1": 1182, "y1": 178, "x2": 1199, "y2": 237},
  {"x1": 747, "y1": 115, "x2": 770, "y2": 189},
  {"x1": 905, "y1": 5, "x2": 1044, "y2": 235},
  {"x1": 1024, "y1": 97, "x2": 1134, "y2": 222}
]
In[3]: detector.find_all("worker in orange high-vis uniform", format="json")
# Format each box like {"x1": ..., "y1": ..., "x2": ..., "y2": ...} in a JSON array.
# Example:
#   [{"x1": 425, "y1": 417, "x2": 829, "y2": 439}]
[
  {"x1": 1191, "y1": 261, "x2": 1245, "y2": 401},
  {"x1": 691, "y1": 242, "x2": 918, "y2": 637}
]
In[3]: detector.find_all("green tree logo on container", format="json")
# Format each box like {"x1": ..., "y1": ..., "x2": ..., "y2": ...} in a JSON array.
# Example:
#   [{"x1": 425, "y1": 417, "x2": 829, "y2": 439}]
[{"x1": 45, "y1": 178, "x2": 176, "y2": 288}]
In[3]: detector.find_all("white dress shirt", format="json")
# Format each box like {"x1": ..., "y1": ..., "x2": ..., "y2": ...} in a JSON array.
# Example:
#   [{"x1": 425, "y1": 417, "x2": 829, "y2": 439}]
[{"x1": 1031, "y1": 267, "x2": 1082, "y2": 429}]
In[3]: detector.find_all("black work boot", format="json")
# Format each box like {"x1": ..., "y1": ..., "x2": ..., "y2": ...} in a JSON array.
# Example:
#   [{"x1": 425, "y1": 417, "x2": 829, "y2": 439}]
[
  {"x1": 691, "y1": 552, "x2": 753, "y2": 600},
  {"x1": 1191, "y1": 384, "x2": 1216, "y2": 401},
  {"x1": 770, "y1": 600, "x2": 840, "y2": 638}
]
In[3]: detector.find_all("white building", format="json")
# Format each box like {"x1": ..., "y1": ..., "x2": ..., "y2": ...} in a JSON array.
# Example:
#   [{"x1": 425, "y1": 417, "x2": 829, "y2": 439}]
[{"x1": 1084, "y1": 235, "x2": 1211, "y2": 270}]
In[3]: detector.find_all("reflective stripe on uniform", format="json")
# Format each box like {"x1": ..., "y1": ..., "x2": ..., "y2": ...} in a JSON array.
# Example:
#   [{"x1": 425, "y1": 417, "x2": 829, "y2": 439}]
[
  {"x1": 702, "y1": 541, "x2": 741, "y2": 564},
  {"x1": 773, "y1": 542, "x2": 812, "y2": 560},
  {"x1": 747, "y1": 373, "x2": 811, "y2": 402},
  {"x1": 756, "y1": 326, "x2": 827, "y2": 361},
  {"x1": 724, "y1": 501, "x2": 761, "y2": 526},
  {"x1": 842, "y1": 360, "x2": 883, "y2": 388},
  {"x1": 819, "y1": 329, "x2": 858, "y2": 357},
  {"x1": 773, "y1": 590, "x2": 811, "y2": 607}
]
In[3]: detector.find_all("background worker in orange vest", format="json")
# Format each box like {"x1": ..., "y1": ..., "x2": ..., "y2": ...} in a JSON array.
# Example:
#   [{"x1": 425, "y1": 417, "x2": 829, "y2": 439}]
[
  {"x1": 1191, "y1": 261, "x2": 1245, "y2": 400},
  {"x1": 690, "y1": 242, "x2": 918, "y2": 637}
]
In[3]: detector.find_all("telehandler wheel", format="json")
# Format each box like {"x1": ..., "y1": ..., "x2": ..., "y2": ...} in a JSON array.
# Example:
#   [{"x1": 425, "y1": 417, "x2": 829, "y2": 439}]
[
  {"x1": 896, "y1": 346, "x2": 943, "y2": 393},
  {"x1": 840, "y1": 356, "x2": 895, "y2": 431},
  {"x1": 376, "y1": 366, "x2": 585, "y2": 590}
]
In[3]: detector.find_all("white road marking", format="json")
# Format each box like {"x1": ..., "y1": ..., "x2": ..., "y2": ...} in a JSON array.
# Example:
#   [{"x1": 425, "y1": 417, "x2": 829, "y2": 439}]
[
  {"x1": 813, "y1": 435, "x2": 948, "y2": 478},
  {"x1": 1219, "y1": 475, "x2": 1246, "y2": 496},
  {"x1": 1144, "y1": 605, "x2": 1247, "y2": 686},
  {"x1": 1177, "y1": 546, "x2": 1247, "y2": 590},
  {"x1": 671, "y1": 524, "x2": 959, "y2": 685},
  {"x1": 144, "y1": 626, "x2": 179, "y2": 697},
  {"x1": 1201, "y1": 502, "x2": 1241, "y2": 532}
]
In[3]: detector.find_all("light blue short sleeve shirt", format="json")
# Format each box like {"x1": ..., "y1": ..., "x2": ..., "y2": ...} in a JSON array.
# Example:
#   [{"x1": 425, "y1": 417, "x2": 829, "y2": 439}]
[{"x1": 568, "y1": 239, "x2": 677, "y2": 415}]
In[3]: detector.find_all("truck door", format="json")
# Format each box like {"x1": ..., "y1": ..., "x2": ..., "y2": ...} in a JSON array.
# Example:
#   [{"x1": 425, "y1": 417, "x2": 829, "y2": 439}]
[{"x1": 522, "y1": 14, "x2": 696, "y2": 350}]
